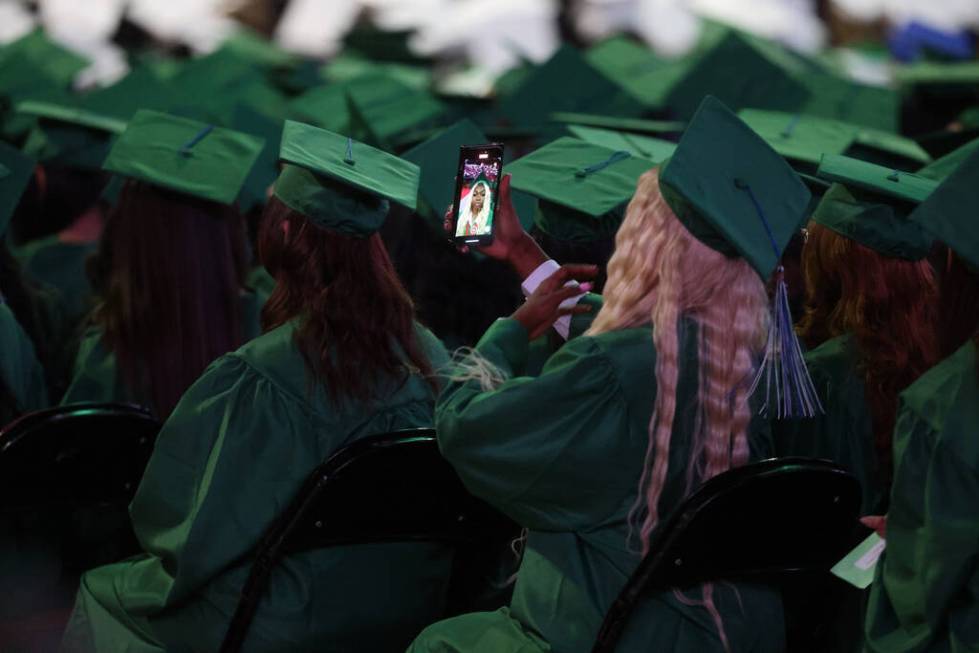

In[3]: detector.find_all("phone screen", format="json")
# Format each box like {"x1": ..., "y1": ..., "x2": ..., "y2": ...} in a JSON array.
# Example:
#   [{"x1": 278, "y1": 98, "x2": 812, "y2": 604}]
[{"x1": 453, "y1": 144, "x2": 503, "y2": 245}]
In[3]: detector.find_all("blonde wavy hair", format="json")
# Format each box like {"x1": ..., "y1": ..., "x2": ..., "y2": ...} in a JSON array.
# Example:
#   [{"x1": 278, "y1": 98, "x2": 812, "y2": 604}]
[{"x1": 588, "y1": 169, "x2": 770, "y2": 648}]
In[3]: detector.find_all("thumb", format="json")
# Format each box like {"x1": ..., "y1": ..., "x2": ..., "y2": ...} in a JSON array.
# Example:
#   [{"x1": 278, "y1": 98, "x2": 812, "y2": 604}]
[{"x1": 498, "y1": 173, "x2": 511, "y2": 201}]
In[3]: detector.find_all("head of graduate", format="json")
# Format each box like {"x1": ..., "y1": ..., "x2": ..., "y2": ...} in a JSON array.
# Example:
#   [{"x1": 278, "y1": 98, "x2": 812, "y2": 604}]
[
  {"x1": 92, "y1": 111, "x2": 257, "y2": 418},
  {"x1": 585, "y1": 97, "x2": 818, "y2": 548},
  {"x1": 262, "y1": 123, "x2": 438, "y2": 403},
  {"x1": 797, "y1": 157, "x2": 941, "y2": 477}
]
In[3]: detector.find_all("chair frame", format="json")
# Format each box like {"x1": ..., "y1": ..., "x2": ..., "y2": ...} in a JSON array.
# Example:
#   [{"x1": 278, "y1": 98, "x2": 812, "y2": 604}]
[{"x1": 591, "y1": 457, "x2": 861, "y2": 653}]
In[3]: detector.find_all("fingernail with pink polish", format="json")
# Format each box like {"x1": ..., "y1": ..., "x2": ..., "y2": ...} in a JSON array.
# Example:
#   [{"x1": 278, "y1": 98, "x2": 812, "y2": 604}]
[{"x1": 580, "y1": 282, "x2": 593, "y2": 292}]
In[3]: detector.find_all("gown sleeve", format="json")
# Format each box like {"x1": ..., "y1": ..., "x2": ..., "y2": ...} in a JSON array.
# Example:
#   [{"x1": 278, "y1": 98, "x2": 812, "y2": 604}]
[
  {"x1": 60, "y1": 331, "x2": 125, "y2": 407},
  {"x1": 864, "y1": 401, "x2": 979, "y2": 652},
  {"x1": 436, "y1": 317, "x2": 636, "y2": 533}
]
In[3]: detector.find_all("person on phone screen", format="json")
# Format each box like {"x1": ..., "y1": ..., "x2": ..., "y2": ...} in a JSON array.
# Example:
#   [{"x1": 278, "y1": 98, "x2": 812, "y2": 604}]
[{"x1": 457, "y1": 180, "x2": 493, "y2": 236}]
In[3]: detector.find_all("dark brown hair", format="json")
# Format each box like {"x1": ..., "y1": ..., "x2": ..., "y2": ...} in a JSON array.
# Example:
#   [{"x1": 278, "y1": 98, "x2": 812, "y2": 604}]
[
  {"x1": 90, "y1": 180, "x2": 248, "y2": 418},
  {"x1": 798, "y1": 223, "x2": 941, "y2": 478},
  {"x1": 258, "y1": 196, "x2": 437, "y2": 404}
]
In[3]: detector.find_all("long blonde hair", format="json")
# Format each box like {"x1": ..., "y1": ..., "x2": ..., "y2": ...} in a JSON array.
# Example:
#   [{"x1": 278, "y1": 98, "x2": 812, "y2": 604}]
[{"x1": 588, "y1": 168, "x2": 769, "y2": 546}]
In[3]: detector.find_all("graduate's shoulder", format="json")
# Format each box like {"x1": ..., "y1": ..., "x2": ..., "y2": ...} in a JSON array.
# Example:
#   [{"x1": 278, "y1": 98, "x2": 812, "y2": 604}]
[
  {"x1": 803, "y1": 333, "x2": 860, "y2": 387},
  {"x1": 900, "y1": 340, "x2": 979, "y2": 464}
]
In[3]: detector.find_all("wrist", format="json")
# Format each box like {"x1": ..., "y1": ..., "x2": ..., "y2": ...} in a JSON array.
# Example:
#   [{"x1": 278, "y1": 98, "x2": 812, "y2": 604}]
[{"x1": 509, "y1": 234, "x2": 548, "y2": 279}]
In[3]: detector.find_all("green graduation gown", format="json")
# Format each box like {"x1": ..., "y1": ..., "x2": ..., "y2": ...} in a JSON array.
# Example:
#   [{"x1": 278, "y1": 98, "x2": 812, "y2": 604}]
[
  {"x1": 15, "y1": 237, "x2": 97, "y2": 325},
  {"x1": 409, "y1": 317, "x2": 784, "y2": 653},
  {"x1": 60, "y1": 291, "x2": 265, "y2": 413},
  {"x1": 0, "y1": 301, "x2": 48, "y2": 425},
  {"x1": 60, "y1": 319, "x2": 453, "y2": 653},
  {"x1": 864, "y1": 339, "x2": 979, "y2": 653},
  {"x1": 772, "y1": 334, "x2": 884, "y2": 513}
]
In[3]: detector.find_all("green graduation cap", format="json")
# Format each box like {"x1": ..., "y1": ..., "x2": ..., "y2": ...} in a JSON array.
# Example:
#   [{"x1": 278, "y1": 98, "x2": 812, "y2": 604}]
[
  {"x1": 894, "y1": 60, "x2": 979, "y2": 88},
  {"x1": 0, "y1": 142, "x2": 34, "y2": 236},
  {"x1": 218, "y1": 28, "x2": 298, "y2": 70},
  {"x1": 230, "y1": 104, "x2": 282, "y2": 213},
  {"x1": 909, "y1": 146, "x2": 979, "y2": 270},
  {"x1": 17, "y1": 100, "x2": 126, "y2": 171},
  {"x1": 812, "y1": 155, "x2": 937, "y2": 260},
  {"x1": 291, "y1": 82, "x2": 355, "y2": 133},
  {"x1": 662, "y1": 97, "x2": 811, "y2": 278},
  {"x1": 499, "y1": 45, "x2": 647, "y2": 132},
  {"x1": 273, "y1": 121, "x2": 419, "y2": 236},
  {"x1": 662, "y1": 95, "x2": 819, "y2": 418},
  {"x1": 78, "y1": 65, "x2": 175, "y2": 122},
  {"x1": 549, "y1": 112, "x2": 685, "y2": 136},
  {"x1": 798, "y1": 72, "x2": 900, "y2": 133},
  {"x1": 0, "y1": 30, "x2": 88, "y2": 95},
  {"x1": 345, "y1": 74, "x2": 446, "y2": 151},
  {"x1": 323, "y1": 52, "x2": 432, "y2": 91},
  {"x1": 739, "y1": 109, "x2": 931, "y2": 173},
  {"x1": 585, "y1": 35, "x2": 692, "y2": 109},
  {"x1": 103, "y1": 110, "x2": 264, "y2": 205},
  {"x1": 664, "y1": 30, "x2": 811, "y2": 119},
  {"x1": 565, "y1": 124, "x2": 677, "y2": 162},
  {"x1": 507, "y1": 136, "x2": 658, "y2": 242},
  {"x1": 917, "y1": 137, "x2": 979, "y2": 181}
]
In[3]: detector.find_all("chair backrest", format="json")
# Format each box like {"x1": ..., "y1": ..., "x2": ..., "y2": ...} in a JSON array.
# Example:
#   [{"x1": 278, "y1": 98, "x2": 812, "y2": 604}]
[
  {"x1": 592, "y1": 457, "x2": 862, "y2": 653},
  {"x1": 0, "y1": 403, "x2": 161, "y2": 510},
  {"x1": 219, "y1": 429, "x2": 518, "y2": 653}
]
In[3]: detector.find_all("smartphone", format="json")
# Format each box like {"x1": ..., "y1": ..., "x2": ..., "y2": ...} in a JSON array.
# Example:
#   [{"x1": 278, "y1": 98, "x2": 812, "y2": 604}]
[{"x1": 451, "y1": 143, "x2": 504, "y2": 247}]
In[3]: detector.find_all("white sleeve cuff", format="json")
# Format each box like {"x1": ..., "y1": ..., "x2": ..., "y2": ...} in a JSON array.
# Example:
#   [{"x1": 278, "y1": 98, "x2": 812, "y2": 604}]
[{"x1": 519, "y1": 259, "x2": 583, "y2": 341}]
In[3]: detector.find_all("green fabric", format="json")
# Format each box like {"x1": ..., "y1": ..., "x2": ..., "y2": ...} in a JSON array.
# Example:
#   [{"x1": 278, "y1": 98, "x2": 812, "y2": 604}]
[
  {"x1": 661, "y1": 96, "x2": 811, "y2": 279},
  {"x1": 60, "y1": 320, "x2": 454, "y2": 653},
  {"x1": 323, "y1": 53, "x2": 431, "y2": 90},
  {"x1": 17, "y1": 100, "x2": 125, "y2": 171},
  {"x1": 909, "y1": 146, "x2": 979, "y2": 270},
  {"x1": 103, "y1": 110, "x2": 264, "y2": 205},
  {"x1": 78, "y1": 66, "x2": 175, "y2": 122},
  {"x1": 799, "y1": 72, "x2": 899, "y2": 133},
  {"x1": 817, "y1": 155, "x2": 937, "y2": 204},
  {"x1": 665, "y1": 30, "x2": 810, "y2": 119},
  {"x1": 0, "y1": 142, "x2": 34, "y2": 236},
  {"x1": 345, "y1": 74, "x2": 446, "y2": 150},
  {"x1": 507, "y1": 137, "x2": 656, "y2": 217},
  {"x1": 585, "y1": 36, "x2": 692, "y2": 109},
  {"x1": 402, "y1": 119, "x2": 488, "y2": 218},
  {"x1": 246, "y1": 266, "x2": 276, "y2": 300},
  {"x1": 865, "y1": 340, "x2": 979, "y2": 653},
  {"x1": 549, "y1": 112, "x2": 685, "y2": 135},
  {"x1": 565, "y1": 125, "x2": 677, "y2": 162},
  {"x1": 0, "y1": 301, "x2": 48, "y2": 425},
  {"x1": 739, "y1": 109, "x2": 932, "y2": 170},
  {"x1": 894, "y1": 60, "x2": 979, "y2": 87},
  {"x1": 229, "y1": 104, "x2": 282, "y2": 213},
  {"x1": 410, "y1": 317, "x2": 782, "y2": 653},
  {"x1": 917, "y1": 137, "x2": 979, "y2": 181},
  {"x1": 289, "y1": 82, "x2": 357, "y2": 133},
  {"x1": 219, "y1": 28, "x2": 298, "y2": 69},
  {"x1": 499, "y1": 45, "x2": 647, "y2": 131},
  {"x1": 773, "y1": 334, "x2": 883, "y2": 513},
  {"x1": 14, "y1": 237, "x2": 97, "y2": 325},
  {"x1": 0, "y1": 29, "x2": 88, "y2": 94},
  {"x1": 533, "y1": 200, "x2": 625, "y2": 244},
  {"x1": 273, "y1": 121, "x2": 419, "y2": 234},
  {"x1": 61, "y1": 292, "x2": 264, "y2": 413}
]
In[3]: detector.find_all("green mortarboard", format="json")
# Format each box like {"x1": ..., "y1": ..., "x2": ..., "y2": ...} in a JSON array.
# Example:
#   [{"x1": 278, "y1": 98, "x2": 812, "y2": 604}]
[
  {"x1": 798, "y1": 72, "x2": 900, "y2": 133},
  {"x1": 499, "y1": 45, "x2": 647, "y2": 131},
  {"x1": 664, "y1": 30, "x2": 811, "y2": 119},
  {"x1": 273, "y1": 121, "x2": 419, "y2": 236},
  {"x1": 219, "y1": 28, "x2": 298, "y2": 70},
  {"x1": 909, "y1": 146, "x2": 979, "y2": 270},
  {"x1": 565, "y1": 124, "x2": 677, "y2": 163},
  {"x1": 493, "y1": 63, "x2": 535, "y2": 99},
  {"x1": 0, "y1": 142, "x2": 34, "y2": 236},
  {"x1": 78, "y1": 66, "x2": 175, "y2": 122},
  {"x1": 917, "y1": 136, "x2": 979, "y2": 181},
  {"x1": 323, "y1": 53, "x2": 432, "y2": 91},
  {"x1": 661, "y1": 97, "x2": 811, "y2": 279},
  {"x1": 812, "y1": 155, "x2": 936, "y2": 260},
  {"x1": 290, "y1": 82, "x2": 355, "y2": 133},
  {"x1": 341, "y1": 26, "x2": 430, "y2": 65},
  {"x1": 739, "y1": 109, "x2": 931, "y2": 172},
  {"x1": 549, "y1": 112, "x2": 686, "y2": 136},
  {"x1": 585, "y1": 35, "x2": 691, "y2": 109},
  {"x1": 345, "y1": 74, "x2": 446, "y2": 151},
  {"x1": 103, "y1": 110, "x2": 264, "y2": 205},
  {"x1": 958, "y1": 106, "x2": 979, "y2": 129},
  {"x1": 507, "y1": 136, "x2": 658, "y2": 242},
  {"x1": 0, "y1": 30, "x2": 88, "y2": 95},
  {"x1": 894, "y1": 60, "x2": 979, "y2": 88},
  {"x1": 17, "y1": 100, "x2": 126, "y2": 170}
]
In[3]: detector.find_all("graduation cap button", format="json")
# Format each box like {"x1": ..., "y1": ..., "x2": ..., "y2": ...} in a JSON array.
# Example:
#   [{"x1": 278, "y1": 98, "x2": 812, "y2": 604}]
[{"x1": 179, "y1": 125, "x2": 215, "y2": 157}]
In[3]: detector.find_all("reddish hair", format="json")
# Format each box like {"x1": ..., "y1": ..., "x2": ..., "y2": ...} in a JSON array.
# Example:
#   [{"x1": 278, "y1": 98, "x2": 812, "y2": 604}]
[
  {"x1": 258, "y1": 196, "x2": 437, "y2": 404},
  {"x1": 91, "y1": 181, "x2": 248, "y2": 418},
  {"x1": 798, "y1": 223, "x2": 940, "y2": 478}
]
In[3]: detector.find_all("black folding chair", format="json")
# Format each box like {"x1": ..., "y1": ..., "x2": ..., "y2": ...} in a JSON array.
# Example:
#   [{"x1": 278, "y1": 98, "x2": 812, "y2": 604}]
[
  {"x1": 218, "y1": 429, "x2": 519, "y2": 653},
  {"x1": 0, "y1": 403, "x2": 161, "y2": 572},
  {"x1": 591, "y1": 457, "x2": 863, "y2": 653}
]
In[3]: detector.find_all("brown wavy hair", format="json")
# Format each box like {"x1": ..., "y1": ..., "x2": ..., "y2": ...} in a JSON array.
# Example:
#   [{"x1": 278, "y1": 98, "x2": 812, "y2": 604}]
[
  {"x1": 797, "y1": 222, "x2": 940, "y2": 477},
  {"x1": 90, "y1": 181, "x2": 249, "y2": 418},
  {"x1": 258, "y1": 196, "x2": 437, "y2": 404}
]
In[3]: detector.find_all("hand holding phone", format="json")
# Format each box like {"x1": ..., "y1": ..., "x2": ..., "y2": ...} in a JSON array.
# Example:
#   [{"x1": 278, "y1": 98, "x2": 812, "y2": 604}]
[{"x1": 451, "y1": 143, "x2": 504, "y2": 247}]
